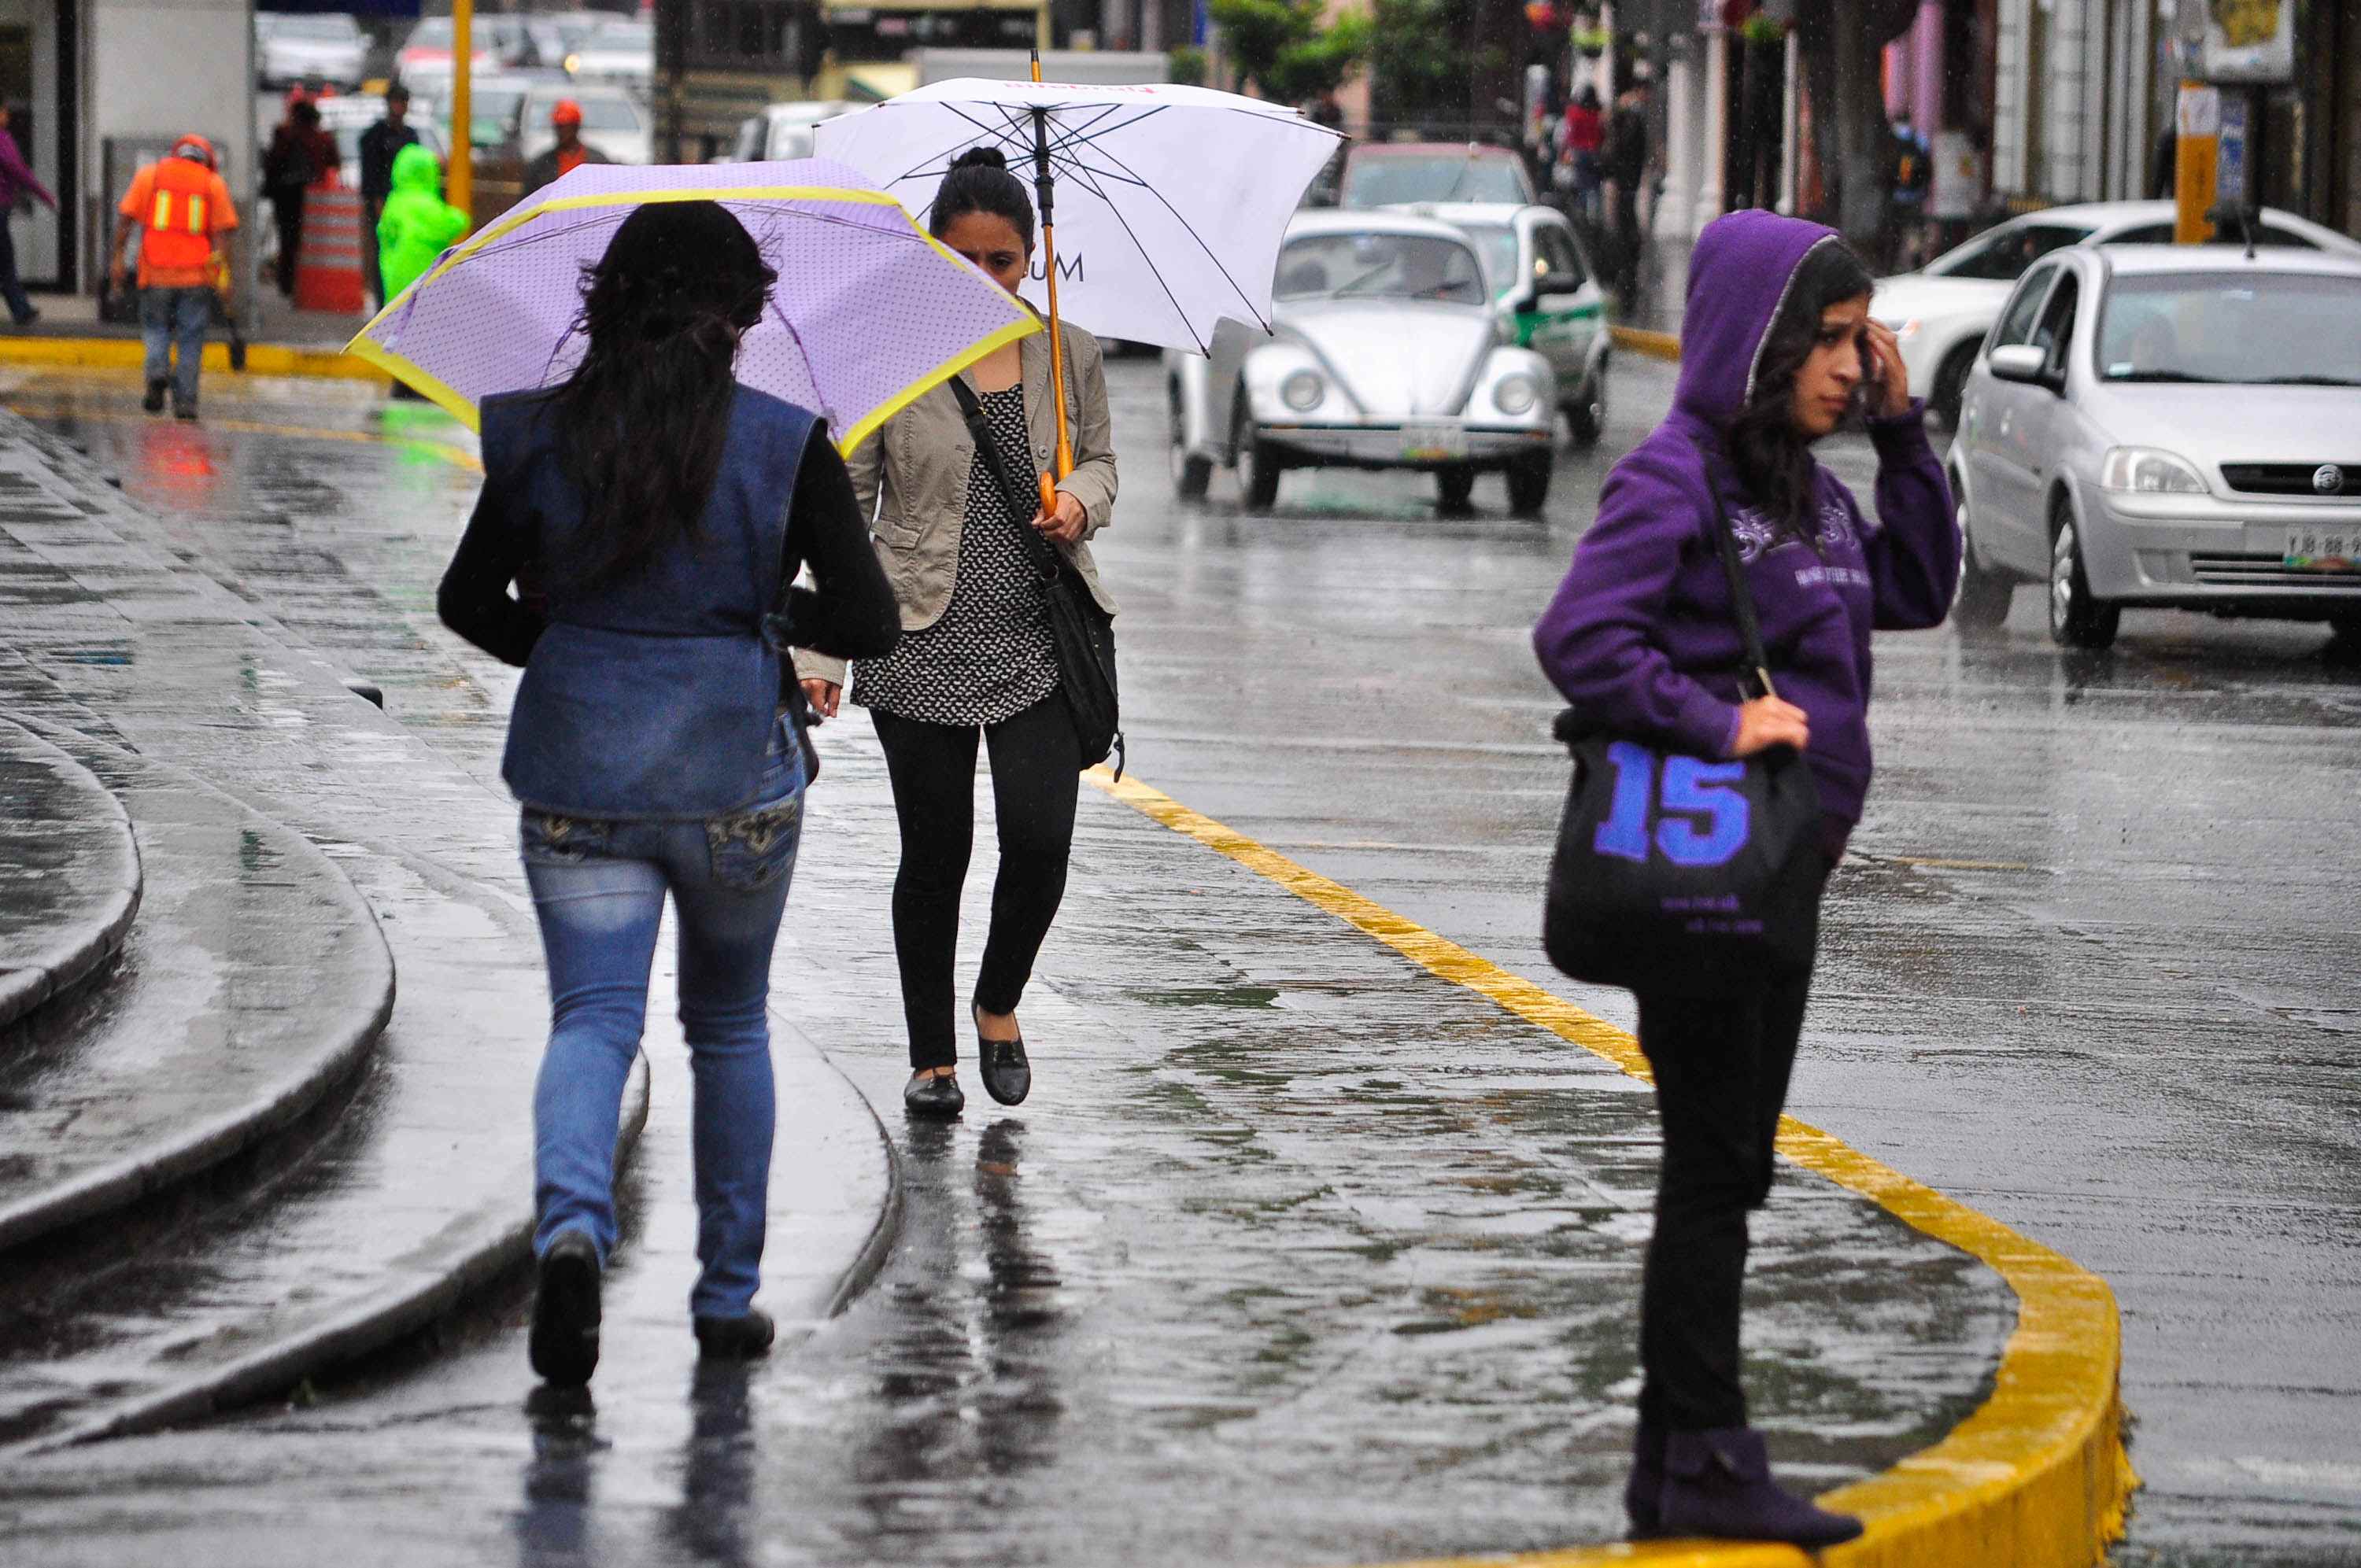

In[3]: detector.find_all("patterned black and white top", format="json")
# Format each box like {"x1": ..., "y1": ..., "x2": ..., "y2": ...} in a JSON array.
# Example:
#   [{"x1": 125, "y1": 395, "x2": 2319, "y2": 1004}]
[{"x1": 852, "y1": 384, "x2": 1061, "y2": 726}]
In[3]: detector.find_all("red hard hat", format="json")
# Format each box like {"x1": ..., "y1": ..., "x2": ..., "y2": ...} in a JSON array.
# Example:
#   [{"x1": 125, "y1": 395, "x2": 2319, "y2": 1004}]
[
  {"x1": 551, "y1": 98, "x2": 584, "y2": 127},
  {"x1": 172, "y1": 133, "x2": 217, "y2": 169}
]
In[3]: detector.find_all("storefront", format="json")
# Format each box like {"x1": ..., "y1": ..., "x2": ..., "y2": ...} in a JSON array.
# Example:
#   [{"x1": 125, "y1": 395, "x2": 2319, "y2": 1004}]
[{"x1": 6, "y1": 0, "x2": 254, "y2": 295}]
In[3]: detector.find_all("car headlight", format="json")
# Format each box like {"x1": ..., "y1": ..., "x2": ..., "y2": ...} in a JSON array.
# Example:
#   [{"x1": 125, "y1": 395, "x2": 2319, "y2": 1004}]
[
  {"x1": 1494, "y1": 372, "x2": 1541, "y2": 416},
  {"x1": 2100, "y1": 446, "x2": 2208, "y2": 495},
  {"x1": 1281, "y1": 369, "x2": 1325, "y2": 411}
]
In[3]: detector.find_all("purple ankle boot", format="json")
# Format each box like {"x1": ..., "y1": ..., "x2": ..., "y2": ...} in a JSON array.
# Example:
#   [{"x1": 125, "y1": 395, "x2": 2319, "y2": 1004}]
[
  {"x1": 1659, "y1": 1426, "x2": 1864, "y2": 1548},
  {"x1": 1623, "y1": 1415, "x2": 1668, "y2": 1539}
]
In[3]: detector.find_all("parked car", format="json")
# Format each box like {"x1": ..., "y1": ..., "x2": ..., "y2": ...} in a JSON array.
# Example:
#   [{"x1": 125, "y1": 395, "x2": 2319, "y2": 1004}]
[
  {"x1": 1873, "y1": 199, "x2": 2361, "y2": 428},
  {"x1": 1401, "y1": 201, "x2": 1612, "y2": 446},
  {"x1": 313, "y1": 93, "x2": 447, "y2": 194},
  {"x1": 522, "y1": 83, "x2": 650, "y2": 167},
  {"x1": 1166, "y1": 211, "x2": 1560, "y2": 515},
  {"x1": 1949, "y1": 245, "x2": 2361, "y2": 650},
  {"x1": 722, "y1": 101, "x2": 856, "y2": 164},
  {"x1": 434, "y1": 74, "x2": 534, "y2": 156},
  {"x1": 396, "y1": 16, "x2": 495, "y2": 80},
  {"x1": 257, "y1": 12, "x2": 368, "y2": 90},
  {"x1": 568, "y1": 18, "x2": 653, "y2": 92},
  {"x1": 1338, "y1": 142, "x2": 1536, "y2": 209}
]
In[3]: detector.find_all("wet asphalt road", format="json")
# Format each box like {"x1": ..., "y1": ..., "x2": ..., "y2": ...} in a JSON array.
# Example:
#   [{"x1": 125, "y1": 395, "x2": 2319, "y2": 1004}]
[{"x1": 0, "y1": 354, "x2": 2355, "y2": 1565}]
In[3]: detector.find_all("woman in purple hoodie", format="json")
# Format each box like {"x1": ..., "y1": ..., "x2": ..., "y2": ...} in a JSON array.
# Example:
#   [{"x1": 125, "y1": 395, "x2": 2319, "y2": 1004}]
[{"x1": 1533, "y1": 210, "x2": 1958, "y2": 1546}]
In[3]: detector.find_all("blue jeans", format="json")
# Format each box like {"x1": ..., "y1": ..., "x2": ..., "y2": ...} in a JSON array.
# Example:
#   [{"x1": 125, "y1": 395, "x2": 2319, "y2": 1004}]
[
  {"x1": 521, "y1": 733, "x2": 804, "y2": 1319},
  {"x1": 139, "y1": 286, "x2": 211, "y2": 408}
]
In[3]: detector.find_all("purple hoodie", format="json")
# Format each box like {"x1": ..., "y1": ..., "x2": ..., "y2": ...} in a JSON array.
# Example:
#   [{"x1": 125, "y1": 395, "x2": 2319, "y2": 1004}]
[{"x1": 1532, "y1": 211, "x2": 1959, "y2": 850}]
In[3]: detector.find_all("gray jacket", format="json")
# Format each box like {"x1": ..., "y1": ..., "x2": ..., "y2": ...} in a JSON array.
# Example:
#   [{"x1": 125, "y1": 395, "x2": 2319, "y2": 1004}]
[{"x1": 794, "y1": 322, "x2": 1118, "y2": 688}]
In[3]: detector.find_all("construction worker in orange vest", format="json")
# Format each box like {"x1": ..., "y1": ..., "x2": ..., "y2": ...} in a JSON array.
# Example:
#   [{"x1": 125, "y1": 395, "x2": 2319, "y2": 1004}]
[{"x1": 109, "y1": 134, "x2": 239, "y2": 421}]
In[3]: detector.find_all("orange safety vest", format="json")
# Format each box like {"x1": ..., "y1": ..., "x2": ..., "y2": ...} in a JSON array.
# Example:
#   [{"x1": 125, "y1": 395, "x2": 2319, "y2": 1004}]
[{"x1": 142, "y1": 158, "x2": 218, "y2": 271}]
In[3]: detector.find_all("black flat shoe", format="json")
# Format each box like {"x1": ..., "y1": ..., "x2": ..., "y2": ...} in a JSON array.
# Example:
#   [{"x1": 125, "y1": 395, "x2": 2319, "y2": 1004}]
[
  {"x1": 528, "y1": 1230, "x2": 602, "y2": 1387},
  {"x1": 904, "y1": 1071, "x2": 964, "y2": 1119},
  {"x1": 142, "y1": 379, "x2": 168, "y2": 414},
  {"x1": 693, "y1": 1308, "x2": 776, "y2": 1361},
  {"x1": 973, "y1": 1005, "x2": 1031, "y2": 1106}
]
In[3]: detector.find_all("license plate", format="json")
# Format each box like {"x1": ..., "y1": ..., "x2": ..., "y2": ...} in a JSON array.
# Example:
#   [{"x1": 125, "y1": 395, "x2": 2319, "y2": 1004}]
[
  {"x1": 1401, "y1": 422, "x2": 1468, "y2": 462},
  {"x1": 2282, "y1": 526, "x2": 2361, "y2": 574}
]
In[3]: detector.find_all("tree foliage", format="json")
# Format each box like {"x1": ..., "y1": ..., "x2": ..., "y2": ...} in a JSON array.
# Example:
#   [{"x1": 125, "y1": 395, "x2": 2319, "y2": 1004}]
[
  {"x1": 1210, "y1": 0, "x2": 1372, "y2": 103},
  {"x1": 1368, "y1": 0, "x2": 1471, "y2": 126}
]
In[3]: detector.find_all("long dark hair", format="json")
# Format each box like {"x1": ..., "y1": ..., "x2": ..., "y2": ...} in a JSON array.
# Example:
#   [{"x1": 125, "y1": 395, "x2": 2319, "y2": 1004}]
[
  {"x1": 929, "y1": 146, "x2": 1035, "y2": 249},
  {"x1": 552, "y1": 201, "x2": 775, "y2": 588},
  {"x1": 1724, "y1": 238, "x2": 1875, "y2": 543}
]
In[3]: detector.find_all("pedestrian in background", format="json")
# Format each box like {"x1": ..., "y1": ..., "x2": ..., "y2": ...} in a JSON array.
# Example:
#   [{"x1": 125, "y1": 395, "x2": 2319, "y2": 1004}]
[
  {"x1": 263, "y1": 94, "x2": 332, "y2": 300},
  {"x1": 522, "y1": 98, "x2": 609, "y2": 198},
  {"x1": 377, "y1": 143, "x2": 467, "y2": 308},
  {"x1": 794, "y1": 147, "x2": 1118, "y2": 1122},
  {"x1": 437, "y1": 200, "x2": 899, "y2": 1387},
  {"x1": 1560, "y1": 84, "x2": 1605, "y2": 224},
  {"x1": 1532, "y1": 211, "x2": 1959, "y2": 1546},
  {"x1": 1602, "y1": 79, "x2": 1652, "y2": 304},
  {"x1": 109, "y1": 135, "x2": 238, "y2": 421},
  {"x1": 0, "y1": 101, "x2": 57, "y2": 329},
  {"x1": 358, "y1": 83, "x2": 422, "y2": 308}
]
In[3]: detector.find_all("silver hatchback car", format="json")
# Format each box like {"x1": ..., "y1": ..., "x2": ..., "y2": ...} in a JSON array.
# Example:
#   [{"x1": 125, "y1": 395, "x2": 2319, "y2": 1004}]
[{"x1": 1949, "y1": 245, "x2": 2361, "y2": 649}]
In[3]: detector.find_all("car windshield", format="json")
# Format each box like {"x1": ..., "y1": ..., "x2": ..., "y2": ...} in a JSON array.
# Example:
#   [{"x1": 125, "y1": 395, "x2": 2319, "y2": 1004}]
[
  {"x1": 2097, "y1": 271, "x2": 2361, "y2": 386},
  {"x1": 1928, "y1": 221, "x2": 2094, "y2": 282},
  {"x1": 1460, "y1": 223, "x2": 1520, "y2": 300},
  {"x1": 585, "y1": 21, "x2": 652, "y2": 49},
  {"x1": 266, "y1": 14, "x2": 356, "y2": 39},
  {"x1": 1343, "y1": 154, "x2": 1525, "y2": 208},
  {"x1": 443, "y1": 87, "x2": 526, "y2": 145},
  {"x1": 532, "y1": 94, "x2": 639, "y2": 131},
  {"x1": 1273, "y1": 232, "x2": 1488, "y2": 305}
]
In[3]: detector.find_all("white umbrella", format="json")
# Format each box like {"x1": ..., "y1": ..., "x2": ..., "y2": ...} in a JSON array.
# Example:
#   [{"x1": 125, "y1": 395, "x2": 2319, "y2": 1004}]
[{"x1": 815, "y1": 75, "x2": 1344, "y2": 366}]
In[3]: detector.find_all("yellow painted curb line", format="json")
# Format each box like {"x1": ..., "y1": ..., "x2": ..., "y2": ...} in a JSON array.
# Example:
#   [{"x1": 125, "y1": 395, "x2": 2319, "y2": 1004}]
[
  {"x1": 0, "y1": 335, "x2": 383, "y2": 382},
  {"x1": 1609, "y1": 325, "x2": 1683, "y2": 363},
  {"x1": 1084, "y1": 768, "x2": 2135, "y2": 1568}
]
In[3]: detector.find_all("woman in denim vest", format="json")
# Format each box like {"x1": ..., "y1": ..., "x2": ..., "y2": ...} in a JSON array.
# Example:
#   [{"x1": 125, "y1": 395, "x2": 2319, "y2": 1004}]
[{"x1": 438, "y1": 201, "x2": 898, "y2": 1387}]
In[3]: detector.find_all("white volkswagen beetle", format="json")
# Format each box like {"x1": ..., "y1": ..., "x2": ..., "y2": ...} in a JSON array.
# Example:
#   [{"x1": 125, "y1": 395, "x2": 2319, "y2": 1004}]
[{"x1": 1166, "y1": 211, "x2": 1560, "y2": 515}]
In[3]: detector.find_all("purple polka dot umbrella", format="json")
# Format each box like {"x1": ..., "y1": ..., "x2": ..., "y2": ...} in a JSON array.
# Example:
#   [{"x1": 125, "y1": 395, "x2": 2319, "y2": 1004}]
[{"x1": 345, "y1": 158, "x2": 1039, "y2": 452}]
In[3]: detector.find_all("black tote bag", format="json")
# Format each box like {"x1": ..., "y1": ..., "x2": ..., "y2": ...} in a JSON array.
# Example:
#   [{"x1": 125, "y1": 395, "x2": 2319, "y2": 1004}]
[
  {"x1": 949, "y1": 377, "x2": 1123, "y2": 777},
  {"x1": 1543, "y1": 456, "x2": 1823, "y2": 991}
]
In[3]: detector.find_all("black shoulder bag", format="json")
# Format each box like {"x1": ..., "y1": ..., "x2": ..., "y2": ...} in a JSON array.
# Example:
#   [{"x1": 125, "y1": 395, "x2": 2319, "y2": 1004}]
[
  {"x1": 1542, "y1": 451, "x2": 1823, "y2": 992},
  {"x1": 948, "y1": 376, "x2": 1124, "y2": 778}
]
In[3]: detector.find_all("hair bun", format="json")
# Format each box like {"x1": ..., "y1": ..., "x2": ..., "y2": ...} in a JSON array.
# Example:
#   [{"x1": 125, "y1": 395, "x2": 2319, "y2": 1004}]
[{"x1": 951, "y1": 146, "x2": 1010, "y2": 172}]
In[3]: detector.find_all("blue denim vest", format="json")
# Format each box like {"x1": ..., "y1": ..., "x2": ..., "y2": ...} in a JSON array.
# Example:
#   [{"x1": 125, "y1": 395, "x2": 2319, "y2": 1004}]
[{"x1": 487, "y1": 382, "x2": 818, "y2": 821}]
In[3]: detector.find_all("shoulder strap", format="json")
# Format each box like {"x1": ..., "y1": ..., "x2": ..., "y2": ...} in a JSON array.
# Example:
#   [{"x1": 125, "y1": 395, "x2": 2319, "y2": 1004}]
[
  {"x1": 1689, "y1": 437, "x2": 1779, "y2": 701},
  {"x1": 948, "y1": 377, "x2": 1062, "y2": 581}
]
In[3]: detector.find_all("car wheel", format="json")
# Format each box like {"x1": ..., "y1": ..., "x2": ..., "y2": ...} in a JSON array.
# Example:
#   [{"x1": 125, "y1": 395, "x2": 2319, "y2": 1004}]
[
  {"x1": 1506, "y1": 452, "x2": 1553, "y2": 518},
  {"x1": 1932, "y1": 340, "x2": 1980, "y2": 431},
  {"x1": 1952, "y1": 483, "x2": 2014, "y2": 629},
  {"x1": 1233, "y1": 396, "x2": 1283, "y2": 510},
  {"x1": 1566, "y1": 371, "x2": 1606, "y2": 448},
  {"x1": 1169, "y1": 383, "x2": 1211, "y2": 500},
  {"x1": 2048, "y1": 503, "x2": 2119, "y2": 650},
  {"x1": 1435, "y1": 464, "x2": 1477, "y2": 512}
]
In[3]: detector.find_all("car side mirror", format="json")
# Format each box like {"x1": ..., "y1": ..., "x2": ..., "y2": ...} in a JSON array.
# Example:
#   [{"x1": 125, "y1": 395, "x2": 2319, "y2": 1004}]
[{"x1": 1987, "y1": 344, "x2": 2056, "y2": 389}]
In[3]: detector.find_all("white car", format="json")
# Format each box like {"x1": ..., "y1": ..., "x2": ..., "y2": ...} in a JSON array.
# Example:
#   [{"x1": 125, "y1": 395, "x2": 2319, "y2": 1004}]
[
  {"x1": 257, "y1": 12, "x2": 368, "y2": 89},
  {"x1": 567, "y1": 19, "x2": 653, "y2": 92},
  {"x1": 1396, "y1": 201, "x2": 1613, "y2": 446},
  {"x1": 1166, "y1": 211, "x2": 1561, "y2": 516},
  {"x1": 1872, "y1": 200, "x2": 2361, "y2": 427},
  {"x1": 1949, "y1": 245, "x2": 2361, "y2": 650},
  {"x1": 722, "y1": 101, "x2": 856, "y2": 164},
  {"x1": 523, "y1": 84, "x2": 650, "y2": 166}
]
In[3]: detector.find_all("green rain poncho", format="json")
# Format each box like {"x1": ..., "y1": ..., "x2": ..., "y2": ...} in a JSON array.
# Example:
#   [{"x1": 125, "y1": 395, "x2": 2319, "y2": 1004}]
[{"x1": 378, "y1": 142, "x2": 469, "y2": 306}]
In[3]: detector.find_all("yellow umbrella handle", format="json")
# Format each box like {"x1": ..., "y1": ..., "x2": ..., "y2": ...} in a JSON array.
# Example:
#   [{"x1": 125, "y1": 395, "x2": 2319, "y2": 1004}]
[{"x1": 1030, "y1": 49, "x2": 1075, "y2": 494}]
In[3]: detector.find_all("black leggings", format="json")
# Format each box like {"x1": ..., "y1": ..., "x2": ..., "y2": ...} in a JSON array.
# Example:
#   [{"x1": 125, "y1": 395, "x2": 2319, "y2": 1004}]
[
  {"x1": 1633, "y1": 862, "x2": 1831, "y2": 1434},
  {"x1": 870, "y1": 692, "x2": 1081, "y2": 1072}
]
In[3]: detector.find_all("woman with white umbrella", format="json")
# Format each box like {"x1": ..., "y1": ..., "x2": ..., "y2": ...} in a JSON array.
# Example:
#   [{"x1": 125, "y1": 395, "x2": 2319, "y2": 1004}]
[{"x1": 795, "y1": 148, "x2": 1119, "y2": 1120}]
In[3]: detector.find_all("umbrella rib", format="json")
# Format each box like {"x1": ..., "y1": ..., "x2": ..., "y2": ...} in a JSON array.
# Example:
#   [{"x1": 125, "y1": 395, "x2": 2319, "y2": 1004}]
[{"x1": 1070, "y1": 137, "x2": 1275, "y2": 330}]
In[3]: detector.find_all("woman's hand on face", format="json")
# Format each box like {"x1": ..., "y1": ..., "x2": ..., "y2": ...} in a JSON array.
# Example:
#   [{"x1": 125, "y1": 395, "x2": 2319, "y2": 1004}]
[
  {"x1": 799, "y1": 678, "x2": 841, "y2": 721},
  {"x1": 1863, "y1": 318, "x2": 1912, "y2": 418},
  {"x1": 1731, "y1": 695, "x2": 1810, "y2": 757},
  {"x1": 1033, "y1": 489, "x2": 1087, "y2": 544}
]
